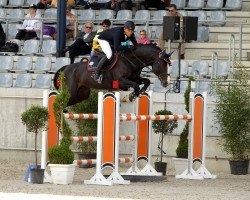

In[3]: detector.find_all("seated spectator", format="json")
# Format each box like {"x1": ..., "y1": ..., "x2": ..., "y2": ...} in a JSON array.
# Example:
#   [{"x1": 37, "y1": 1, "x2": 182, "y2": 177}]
[
  {"x1": 105, "y1": 0, "x2": 132, "y2": 12},
  {"x1": 76, "y1": 0, "x2": 109, "y2": 9},
  {"x1": 37, "y1": 0, "x2": 51, "y2": 9},
  {"x1": 144, "y1": 0, "x2": 170, "y2": 10},
  {"x1": 0, "y1": 21, "x2": 6, "y2": 49},
  {"x1": 52, "y1": 6, "x2": 77, "y2": 40},
  {"x1": 137, "y1": 30, "x2": 151, "y2": 44},
  {"x1": 66, "y1": 6, "x2": 77, "y2": 39},
  {"x1": 91, "y1": 19, "x2": 111, "y2": 55},
  {"x1": 51, "y1": 0, "x2": 75, "y2": 7},
  {"x1": 60, "y1": 22, "x2": 96, "y2": 63},
  {"x1": 42, "y1": 24, "x2": 56, "y2": 39},
  {"x1": 15, "y1": 4, "x2": 41, "y2": 40},
  {"x1": 90, "y1": 0, "x2": 110, "y2": 9}
]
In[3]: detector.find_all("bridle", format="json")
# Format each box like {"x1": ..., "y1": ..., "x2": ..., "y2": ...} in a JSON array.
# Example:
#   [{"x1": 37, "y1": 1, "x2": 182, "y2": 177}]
[{"x1": 122, "y1": 50, "x2": 171, "y2": 77}]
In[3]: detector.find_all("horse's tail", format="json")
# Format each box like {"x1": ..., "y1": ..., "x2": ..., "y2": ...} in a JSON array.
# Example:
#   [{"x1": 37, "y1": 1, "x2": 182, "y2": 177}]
[{"x1": 53, "y1": 65, "x2": 68, "y2": 90}]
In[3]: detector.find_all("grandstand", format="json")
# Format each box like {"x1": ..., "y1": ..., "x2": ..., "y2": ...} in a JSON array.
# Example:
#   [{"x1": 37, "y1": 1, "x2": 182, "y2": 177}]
[{"x1": 0, "y1": 0, "x2": 249, "y2": 173}]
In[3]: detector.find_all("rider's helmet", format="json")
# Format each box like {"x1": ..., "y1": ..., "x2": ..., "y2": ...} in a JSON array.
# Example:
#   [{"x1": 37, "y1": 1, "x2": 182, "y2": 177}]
[{"x1": 124, "y1": 21, "x2": 135, "y2": 31}]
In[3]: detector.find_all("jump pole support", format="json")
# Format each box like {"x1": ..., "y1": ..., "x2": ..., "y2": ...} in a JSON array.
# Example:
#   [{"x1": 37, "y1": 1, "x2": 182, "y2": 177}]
[{"x1": 176, "y1": 92, "x2": 216, "y2": 180}]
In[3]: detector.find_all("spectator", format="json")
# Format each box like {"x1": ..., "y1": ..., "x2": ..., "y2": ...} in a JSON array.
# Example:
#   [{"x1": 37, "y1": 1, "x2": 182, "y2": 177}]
[
  {"x1": 51, "y1": 0, "x2": 75, "y2": 7},
  {"x1": 157, "y1": 4, "x2": 185, "y2": 59},
  {"x1": 90, "y1": 0, "x2": 110, "y2": 9},
  {"x1": 144, "y1": 0, "x2": 171, "y2": 10},
  {"x1": 0, "y1": 21, "x2": 6, "y2": 49},
  {"x1": 60, "y1": 22, "x2": 96, "y2": 63},
  {"x1": 137, "y1": 30, "x2": 151, "y2": 44},
  {"x1": 105, "y1": 0, "x2": 132, "y2": 12},
  {"x1": 66, "y1": 6, "x2": 77, "y2": 39},
  {"x1": 92, "y1": 19, "x2": 111, "y2": 54},
  {"x1": 76, "y1": 0, "x2": 110, "y2": 9},
  {"x1": 37, "y1": 0, "x2": 51, "y2": 9},
  {"x1": 15, "y1": 4, "x2": 41, "y2": 40}
]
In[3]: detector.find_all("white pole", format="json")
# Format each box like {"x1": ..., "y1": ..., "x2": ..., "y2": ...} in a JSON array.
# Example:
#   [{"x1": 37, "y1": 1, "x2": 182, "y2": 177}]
[
  {"x1": 202, "y1": 92, "x2": 207, "y2": 169},
  {"x1": 41, "y1": 90, "x2": 49, "y2": 169},
  {"x1": 114, "y1": 92, "x2": 120, "y2": 173},
  {"x1": 188, "y1": 92, "x2": 195, "y2": 174},
  {"x1": 147, "y1": 90, "x2": 153, "y2": 164},
  {"x1": 95, "y1": 92, "x2": 104, "y2": 174},
  {"x1": 132, "y1": 96, "x2": 139, "y2": 172}
]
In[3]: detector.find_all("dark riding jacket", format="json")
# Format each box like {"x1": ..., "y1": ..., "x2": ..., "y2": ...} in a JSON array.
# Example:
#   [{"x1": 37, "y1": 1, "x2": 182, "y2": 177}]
[{"x1": 98, "y1": 27, "x2": 138, "y2": 51}]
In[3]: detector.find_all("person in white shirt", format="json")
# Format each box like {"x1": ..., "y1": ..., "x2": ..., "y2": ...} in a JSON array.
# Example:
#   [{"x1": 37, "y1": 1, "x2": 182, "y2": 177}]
[{"x1": 15, "y1": 4, "x2": 41, "y2": 40}]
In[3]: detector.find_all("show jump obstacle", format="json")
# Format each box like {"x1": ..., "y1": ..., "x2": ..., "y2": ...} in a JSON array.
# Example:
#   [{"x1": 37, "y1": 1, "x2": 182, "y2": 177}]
[{"x1": 41, "y1": 90, "x2": 216, "y2": 185}]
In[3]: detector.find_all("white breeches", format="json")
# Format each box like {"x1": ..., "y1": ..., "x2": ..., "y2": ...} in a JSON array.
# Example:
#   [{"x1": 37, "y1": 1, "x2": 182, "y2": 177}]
[{"x1": 97, "y1": 39, "x2": 112, "y2": 59}]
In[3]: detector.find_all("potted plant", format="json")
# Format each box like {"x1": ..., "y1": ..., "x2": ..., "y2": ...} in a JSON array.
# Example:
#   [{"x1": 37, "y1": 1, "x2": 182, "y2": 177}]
[
  {"x1": 152, "y1": 109, "x2": 178, "y2": 175},
  {"x1": 214, "y1": 62, "x2": 250, "y2": 175},
  {"x1": 173, "y1": 77, "x2": 194, "y2": 175},
  {"x1": 69, "y1": 89, "x2": 98, "y2": 168},
  {"x1": 48, "y1": 72, "x2": 75, "y2": 184},
  {"x1": 21, "y1": 105, "x2": 48, "y2": 184},
  {"x1": 48, "y1": 139, "x2": 75, "y2": 184}
]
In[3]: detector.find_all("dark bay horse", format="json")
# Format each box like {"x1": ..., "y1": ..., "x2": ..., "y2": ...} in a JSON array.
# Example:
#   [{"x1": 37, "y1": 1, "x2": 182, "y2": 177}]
[{"x1": 53, "y1": 44, "x2": 172, "y2": 106}]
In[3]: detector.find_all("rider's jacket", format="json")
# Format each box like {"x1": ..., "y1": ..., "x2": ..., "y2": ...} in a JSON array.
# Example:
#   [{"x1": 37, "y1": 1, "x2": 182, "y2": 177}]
[{"x1": 98, "y1": 27, "x2": 138, "y2": 51}]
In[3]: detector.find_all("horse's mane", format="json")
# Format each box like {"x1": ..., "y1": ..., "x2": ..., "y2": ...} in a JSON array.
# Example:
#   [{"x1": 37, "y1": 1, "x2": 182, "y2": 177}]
[{"x1": 135, "y1": 43, "x2": 162, "y2": 51}]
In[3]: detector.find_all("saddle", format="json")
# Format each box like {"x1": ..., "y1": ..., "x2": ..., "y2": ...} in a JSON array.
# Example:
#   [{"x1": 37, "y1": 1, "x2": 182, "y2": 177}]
[{"x1": 87, "y1": 50, "x2": 118, "y2": 72}]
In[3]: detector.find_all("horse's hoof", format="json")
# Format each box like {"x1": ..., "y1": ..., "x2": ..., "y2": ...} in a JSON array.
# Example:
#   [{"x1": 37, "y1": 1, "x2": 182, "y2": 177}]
[
  {"x1": 63, "y1": 109, "x2": 68, "y2": 113},
  {"x1": 129, "y1": 93, "x2": 136, "y2": 102},
  {"x1": 139, "y1": 90, "x2": 146, "y2": 96},
  {"x1": 122, "y1": 96, "x2": 130, "y2": 102}
]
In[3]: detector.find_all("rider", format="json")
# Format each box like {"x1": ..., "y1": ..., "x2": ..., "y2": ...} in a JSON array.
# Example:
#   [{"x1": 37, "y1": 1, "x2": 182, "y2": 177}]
[{"x1": 93, "y1": 20, "x2": 138, "y2": 82}]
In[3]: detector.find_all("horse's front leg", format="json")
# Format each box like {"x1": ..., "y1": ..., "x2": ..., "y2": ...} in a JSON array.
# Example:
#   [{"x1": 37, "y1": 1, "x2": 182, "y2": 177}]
[
  {"x1": 119, "y1": 78, "x2": 140, "y2": 102},
  {"x1": 138, "y1": 77, "x2": 151, "y2": 95}
]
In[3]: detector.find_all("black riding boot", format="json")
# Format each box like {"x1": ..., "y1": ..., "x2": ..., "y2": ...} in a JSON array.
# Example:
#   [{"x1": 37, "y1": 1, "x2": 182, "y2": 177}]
[{"x1": 93, "y1": 56, "x2": 108, "y2": 82}]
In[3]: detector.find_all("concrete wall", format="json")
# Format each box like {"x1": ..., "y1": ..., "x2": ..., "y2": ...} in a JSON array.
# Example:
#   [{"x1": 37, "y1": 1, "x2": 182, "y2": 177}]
[{"x1": 0, "y1": 88, "x2": 247, "y2": 173}]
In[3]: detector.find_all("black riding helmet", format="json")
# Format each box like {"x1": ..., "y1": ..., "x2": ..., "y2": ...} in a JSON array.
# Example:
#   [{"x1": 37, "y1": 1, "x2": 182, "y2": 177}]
[{"x1": 124, "y1": 21, "x2": 135, "y2": 31}]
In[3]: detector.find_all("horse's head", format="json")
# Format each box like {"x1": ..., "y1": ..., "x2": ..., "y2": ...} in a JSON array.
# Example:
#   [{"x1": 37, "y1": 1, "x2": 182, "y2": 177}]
[{"x1": 152, "y1": 50, "x2": 173, "y2": 87}]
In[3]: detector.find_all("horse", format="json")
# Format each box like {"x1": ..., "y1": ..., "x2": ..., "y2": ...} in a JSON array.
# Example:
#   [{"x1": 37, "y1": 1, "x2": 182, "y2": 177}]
[{"x1": 53, "y1": 44, "x2": 172, "y2": 106}]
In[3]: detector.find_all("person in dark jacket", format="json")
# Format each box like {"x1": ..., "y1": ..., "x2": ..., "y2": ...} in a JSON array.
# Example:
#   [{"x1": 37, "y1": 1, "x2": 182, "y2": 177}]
[
  {"x1": 0, "y1": 21, "x2": 6, "y2": 49},
  {"x1": 93, "y1": 20, "x2": 137, "y2": 82},
  {"x1": 60, "y1": 22, "x2": 96, "y2": 63}
]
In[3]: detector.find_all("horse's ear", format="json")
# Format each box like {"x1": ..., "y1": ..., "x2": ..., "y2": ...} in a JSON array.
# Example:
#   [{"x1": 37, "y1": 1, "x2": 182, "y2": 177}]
[{"x1": 165, "y1": 51, "x2": 174, "y2": 59}]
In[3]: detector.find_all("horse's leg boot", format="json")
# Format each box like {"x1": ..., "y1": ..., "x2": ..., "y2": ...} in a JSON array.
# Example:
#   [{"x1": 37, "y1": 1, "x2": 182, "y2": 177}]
[{"x1": 92, "y1": 56, "x2": 108, "y2": 82}]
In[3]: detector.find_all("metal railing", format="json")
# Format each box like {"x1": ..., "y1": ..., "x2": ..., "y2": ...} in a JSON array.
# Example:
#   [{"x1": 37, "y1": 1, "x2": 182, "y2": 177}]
[
  {"x1": 211, "y1": 51, "x2": 218, "y2": 79},
  {"x1": 229, "y1": 34, "x2": 235, "y2": 77}
]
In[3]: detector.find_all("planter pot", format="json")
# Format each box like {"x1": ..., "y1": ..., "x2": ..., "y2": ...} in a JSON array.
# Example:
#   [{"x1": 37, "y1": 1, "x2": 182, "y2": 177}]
[
  {"x1": 30, "y1": 168, "x2": 44, "y2": 184},
  {"x1": 49, "y1": 164, "x2": 75, "y2": 184},
  {"x1": 154, "y1": 162, "x2": 167, "y2": 176},
  {"x1": 229, "y1": 160, "x2": 249, "y2": 175},
  {"x1": 77, "y1": 152, "x2": 96, "y2": 168},
  {"x1": 172, "y1": 158, "x2": 188, "y2": 175}
]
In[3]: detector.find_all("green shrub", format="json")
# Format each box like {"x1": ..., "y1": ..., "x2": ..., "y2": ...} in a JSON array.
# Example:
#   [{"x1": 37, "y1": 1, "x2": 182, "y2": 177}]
[
  {"x1": 176, "y1": 123, "x2": 188, "y2": 158},
  {"x1": 176, "y1": 77, "x2": 194, "y2": 158},
  {"x1": 48, "y1": 144, "x2": 74, "y2": 164},
  {"x1": 214, "y1": 62, "x2": 250, "y2": 160},
  {"x1": 21, "y1": 105, "x2": 48, "y2": 166},
  {"x1": 152, "y1": 110, "x2": 178, "y2": 162},
  {"x1": 69, "y1": 90, "x2": 98, "y2": 153},
  {"x1": 48, "y1": 72, "x2": 74, "y2": 164}
]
